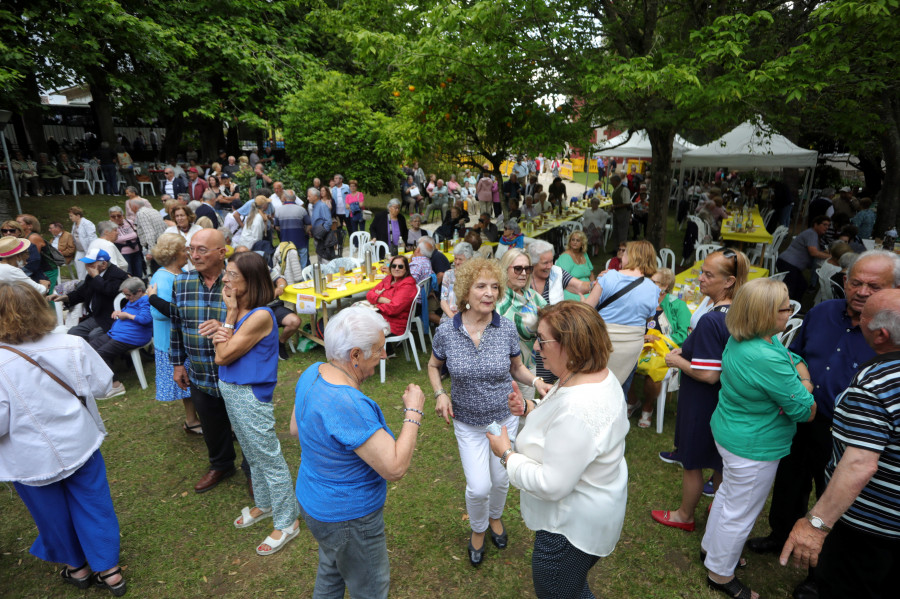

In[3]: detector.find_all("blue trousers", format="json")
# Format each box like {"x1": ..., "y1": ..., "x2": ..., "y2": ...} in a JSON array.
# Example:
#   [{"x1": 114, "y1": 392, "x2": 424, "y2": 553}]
[{"x1": 14, "y1": 450, "x2": 120, "y2": 571}]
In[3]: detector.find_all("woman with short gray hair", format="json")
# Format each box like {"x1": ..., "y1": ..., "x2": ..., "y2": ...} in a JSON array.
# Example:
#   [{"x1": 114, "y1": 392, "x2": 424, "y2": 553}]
[
  {"x1": 291, "y1": 307, "x2": 425, "y2": 598},
  {"x1": 370, "y1": 199, "x2": 408, "y2": 251}
]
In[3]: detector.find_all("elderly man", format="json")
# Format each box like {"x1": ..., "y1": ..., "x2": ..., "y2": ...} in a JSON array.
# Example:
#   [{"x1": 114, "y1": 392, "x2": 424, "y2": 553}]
[
  {"x1": 48, "y1": 221, "x2": 76, "y2": 264},
  {"x1": 89, "y1": 221, "x2": 129, "y2": 271},
  {"x1": 780, "y1": 288, "x2": 900, "y2": 599},
  {"x1": 268, "y1": 180, "x2": 285, "y2": 210},
  {"x1": 170, "y1": 228, "x2": 248, "y2": 493},
  {"x1": 50, "y1": 248, "x2": 129, "y2": 340},
  {"x1": 750, "y1": 250, "x2": 900, "y2": 598},
  {"x1": 409, "y1": 238, "x2": 435, "y2": 285},
  {"x1": 186, "y1": 167, "x2": 208, "y2": 203},
  {"x1": 424, "y1": 179, "x2": 451, "y2": 222},
  {"x1": 273, "y1": 189, "x2": 310, "y2": 268},
  {"x1": 331, "y1": 174, "x2": 350, "y2": 228},
  {"x1": 134, "y1": 201, "x2": 167, "y2": 273},
  {"x1": 248, "y1": 162, "x2": 272, "y2": 195},
  {"x1": 305, "y1": 186, "x2": 333, "y2": 256},
  {"x1": 195, "y1": 190, "x2": 220, "y2": 229},
  {"x1": 159, "y1": 166, "x2": 187, "y2": 198}
]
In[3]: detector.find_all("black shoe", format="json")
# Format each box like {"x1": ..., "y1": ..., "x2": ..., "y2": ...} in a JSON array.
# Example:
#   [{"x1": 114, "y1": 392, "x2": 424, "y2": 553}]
[
  {"x1": 468, "y1": 534, "x2": 486, "y2": 567},
  {"x1": 747, "y1": 534, "x2": 785, "y2": 555},
  {"x1": 278, "y1": 342, "x2": 289, "y2": 361},
  {"x1": 489, "y1": 522, "x2": 508, "y2": 549},
  {"x1": 793, "y1": 577, "x2": 818, "y2": 599}
]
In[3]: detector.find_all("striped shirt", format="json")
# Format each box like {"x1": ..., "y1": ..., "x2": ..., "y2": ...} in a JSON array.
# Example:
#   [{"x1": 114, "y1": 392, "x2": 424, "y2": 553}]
[
  {"x1": 134, "y1": 207, "x2": 167, "y2": 254},
  {"x1": 169, "y1": 270, "x2": 226, "y2": 396},
  {"x1": 829, "y1": 351, "x2": 900, "y2": 538}
]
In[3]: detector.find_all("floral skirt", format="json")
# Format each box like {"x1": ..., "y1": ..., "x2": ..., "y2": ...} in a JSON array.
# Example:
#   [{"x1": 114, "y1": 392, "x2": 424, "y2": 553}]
[{"x1": 154, "y1": 349, "x2": 191, "y2": 402}]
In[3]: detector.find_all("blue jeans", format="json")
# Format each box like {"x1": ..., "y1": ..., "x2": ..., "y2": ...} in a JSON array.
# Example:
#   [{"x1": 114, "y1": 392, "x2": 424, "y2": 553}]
[{"x1": 300, "y1": 505, "x2": 390, "y2": 599}]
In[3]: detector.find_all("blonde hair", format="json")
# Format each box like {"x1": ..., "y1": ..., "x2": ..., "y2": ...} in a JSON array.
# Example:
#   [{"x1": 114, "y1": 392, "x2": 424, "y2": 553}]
[
  {"x1": 654, "y1": 268, "x2": 676, "y2": 294},
  {"x1": 624, "y1": 240, "x2": 657, "y2": 276},
  {"x1": 0, "y1": 281, "x2": 56, "y2": 344},
  {"x1": 454, "y1": 257, "x2": 505, "y2": 315},
  {"x1": 195, "y1": 216, "x2": 214, "y2": 229},
  {"x1": 726, "y1": 278, "x2": 789, "y2": 341},
  {"x1": 499, "y1": 248, "x2": 533, "y2": 290},
  {"x1": 151, "y1": 233, "x2": 186, "y2": 267},
  {"x1": 709, "y1": 249, "x2": 750, "y2": 300},
  {"x1": 567, "y1": 230, "x2": 587, "y2": 255}
]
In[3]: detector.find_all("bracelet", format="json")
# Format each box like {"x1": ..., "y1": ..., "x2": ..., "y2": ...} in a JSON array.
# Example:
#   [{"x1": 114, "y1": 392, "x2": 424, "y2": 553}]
[
  {"x1": 532, "y1": 376, "x2": 542, "y2": 388},
  {"x1": 223, "y1": 323, "x2": 235, "y2": 330},
  {"x1": 800, "y1": 377, "x2": 811, "y2": 382},
  {"x1": 499, "y1": 448, "x2": 514, "y2": 467},
  {"x1": 404, "y1": 407, "x2": 425, "y2": 416},
  {"x1": 403, "y1": 419, "x2": 421, "y2": 427},
  {"x1": 523, "y1": 400, "x2": 530, "y2": 416},
  {"x1": 434, "y1": 389, "x2": 448, "y2": 399}
]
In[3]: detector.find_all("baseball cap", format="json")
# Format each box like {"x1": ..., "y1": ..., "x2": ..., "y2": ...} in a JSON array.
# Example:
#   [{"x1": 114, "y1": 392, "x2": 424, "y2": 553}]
[
  {"x1": 0, "y1": 237, "x2": 31, "y2": 258},
  {"x1": 840, "y1": 186, "x2": 851, "y2": 193},
  {"x1": 188, "y1": 167, "x2": 199, "y2": 174},
  {"x1": 80, "y1": 248, "x2": 111, "y2": 263},
  {"x1": 221, "y1": 172, "x2": 230, "y2": 179}
]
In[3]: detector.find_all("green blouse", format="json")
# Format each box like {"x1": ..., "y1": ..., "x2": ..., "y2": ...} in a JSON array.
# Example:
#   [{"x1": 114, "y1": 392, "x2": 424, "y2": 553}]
[{"x1": 555, "y1": 252, "x2": 593, "y2": 301}]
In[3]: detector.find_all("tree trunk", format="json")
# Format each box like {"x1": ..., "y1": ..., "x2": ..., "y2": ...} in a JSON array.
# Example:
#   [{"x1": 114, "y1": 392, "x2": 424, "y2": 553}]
[
  {"x1": 876, "y1": 93, "x2": 900, "y2": 237},
  {"x1": 646, "y1": 127, "x2": 676, "y2": 252},
  {"x1": 161, "y1": 112, "x2": 186, "y2": 162},
  {"x1": 197, "y1": 118, "x2": 222, "y2": 163},
  {"x1": 856, "y1": 150, "x2": 884, "y2": 197},
  {"x1": 225, "y1": 123, "x2": 241, "y2": 157},
  {"x1": 86, "y1": 66, "x2": 116, "y2": 145},
  {"x1": 18, "y1": 70, "x2": 47, "y2": 157}
]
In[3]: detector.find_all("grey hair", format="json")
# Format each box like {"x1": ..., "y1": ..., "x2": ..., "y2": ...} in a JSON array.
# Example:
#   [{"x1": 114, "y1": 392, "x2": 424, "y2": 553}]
[
  {"x1": 324, "y1": 307, "x2": 390, "y2": 362},
  {"x1": 868, "y1": 308, "x2": 900, "y2": 345},
  {"x1": 283, "y1": 189, "x2": 297, "y2": 203},
  {"x1": 187, "y1": 200, "x2": 202, "y2": 213},
  {"x1": 847, "y1": 250, "x2": 900, "y2": 287},
  {"x1": 307, "y1": 187, "x2": 320, "y2": 199},
  {"x1": 217, "y1": 226, "x2": 233, "y2": 244},
  {"x1": 177, "y1": 193, "x2": 190, "y2": 202},
  {"x1": 453, "y1": 242, "x2": 474, "y2": 260},
  {"x1": 504, "y1": 220, "x2": 521, "y2": 235},
  {"x1": 119, "y1": 277, "x2": 146, "y2": 294},
  {"x1": 387, "y1": 198, "x2": 401, "y2": 208},
  {"x1": 410, "y1": 213, "x2": 423, "y2": 222},
  {"x1": 417, "y1": 236, "x2": 435, "y2": 258},
  {"x1": 97, "y1": 220, "x2": 118, "y2": 236},
  {"x1": 526, "y1": 239, "x2": 554, "y2": 263},
  {"x1": 839, "y1": 252, "x2": 858, "y2": 271},
  {"x1": 125, "y1": 186, "x2": 138, "y2": 195},
  {"x1": 108, "y1": 205, "x2": 124, "y2": 216},
  {"x1": 202, "y1": 190, "x2": 217, "y2": 202}
]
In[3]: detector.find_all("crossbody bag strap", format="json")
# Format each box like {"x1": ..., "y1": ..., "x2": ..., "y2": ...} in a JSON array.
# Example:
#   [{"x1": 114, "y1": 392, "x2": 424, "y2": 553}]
[
  {"x1": 597, "y1": 276, "x2": 646, "y2": 311},
  {"x1": 0, "y1": 345, "x2": 87, "y2": 407}
]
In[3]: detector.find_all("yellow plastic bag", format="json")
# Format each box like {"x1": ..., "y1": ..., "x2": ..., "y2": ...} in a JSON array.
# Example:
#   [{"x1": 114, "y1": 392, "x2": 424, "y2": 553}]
[{"x1": 636, "y1": 330, "x2": 678, "y2": 382}]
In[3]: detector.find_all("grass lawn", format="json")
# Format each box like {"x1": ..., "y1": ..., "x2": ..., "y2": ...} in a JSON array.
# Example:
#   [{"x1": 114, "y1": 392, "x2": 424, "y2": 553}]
[{"x1": 0, "y1": 192, "x2": 808, "y2": 598}]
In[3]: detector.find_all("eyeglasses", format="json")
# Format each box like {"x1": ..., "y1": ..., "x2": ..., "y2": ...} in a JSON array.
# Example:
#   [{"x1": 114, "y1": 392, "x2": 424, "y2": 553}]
[
  {"x1": 510, "y1": 265, "x2": 534, "y2": 275},
  {"x1": 534, "y1": 336, "x2": 557, "y2": 348},
  {"x1": 617, "y1": 248, "x2": 626, "y2": 253},
  {"x1": 222, "y1": 270, "x2": 241, "y2": 280},
  {"x1": 110, "y1": 214, "x2": 123, "y2": 218},
  {"x1": 390, "y1": 264, "x2": 406, "y2": 270},
  {"x1": 778, "y1": 308, "x2": 793, "y2": 313},
  {"x1": 186, "y1": 246, "x2": 211, "y2": 255},
  {"x1": 1, "y1": 228, "x2": 18, "y2": 234}
]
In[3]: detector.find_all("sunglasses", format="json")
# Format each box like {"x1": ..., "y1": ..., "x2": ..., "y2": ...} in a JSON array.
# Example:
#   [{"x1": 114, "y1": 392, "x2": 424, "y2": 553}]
[
  {"x1": 1, "y1": 228, "x2": 18, "y2": 234},
  {"x1": 390, "y1": 263, "x2": 406, "y2": 270},
  {"x1": 510, "y1": 265, "x2": 534, "y2": 275}
]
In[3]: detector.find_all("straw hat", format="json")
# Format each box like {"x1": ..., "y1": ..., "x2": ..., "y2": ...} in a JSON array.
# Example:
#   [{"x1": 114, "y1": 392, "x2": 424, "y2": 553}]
[{"x1": 0, "y1": 236, "x2": 31, "y2": 259}]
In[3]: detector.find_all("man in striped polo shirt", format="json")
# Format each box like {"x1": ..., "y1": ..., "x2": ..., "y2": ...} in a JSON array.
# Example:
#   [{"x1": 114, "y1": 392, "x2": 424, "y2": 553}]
[{"x1": 780, "y1": 289, "x2": 900, "y2": 598}]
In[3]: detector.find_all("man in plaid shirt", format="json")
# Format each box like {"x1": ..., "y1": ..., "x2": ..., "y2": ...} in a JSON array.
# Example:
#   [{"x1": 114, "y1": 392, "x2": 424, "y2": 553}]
[
  {"x1": 134, "y1": 202, "x2": 167, "y2": 275},
  {"x1": 170, "y1": 228, "x2": 247, "y2": 493}
]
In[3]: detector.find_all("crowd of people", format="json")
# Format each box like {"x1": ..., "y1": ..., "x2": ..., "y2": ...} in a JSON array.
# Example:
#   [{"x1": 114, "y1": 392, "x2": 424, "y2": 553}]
[{"x1": 1, "y1": 149, "x2": 898, "y2": 599}]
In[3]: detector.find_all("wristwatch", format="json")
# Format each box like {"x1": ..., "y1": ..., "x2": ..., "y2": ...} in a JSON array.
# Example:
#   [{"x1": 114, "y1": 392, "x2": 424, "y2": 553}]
[
  {"x1": 806, "y1": 512, "x2": 831, "y2": 533},
  {"x1": 499, "y1": 448, "x2": 514, "y2": 467},
  {"x1": 223, "y1": 323, "x2": 235, "y2": 330}
]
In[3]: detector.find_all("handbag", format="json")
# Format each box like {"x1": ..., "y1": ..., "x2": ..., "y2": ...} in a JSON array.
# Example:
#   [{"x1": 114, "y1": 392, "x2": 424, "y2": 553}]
[
  {"x1": 0, "y1": 346, "x2": 87, "y2": 407},
  {"x1": 636, "y1": 330, "x2": 678, "y2": 382}
]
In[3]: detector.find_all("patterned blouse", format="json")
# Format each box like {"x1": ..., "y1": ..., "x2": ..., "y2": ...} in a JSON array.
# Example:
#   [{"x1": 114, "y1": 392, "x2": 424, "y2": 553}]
[{"x1": 496, "y1": 286, "x2": 547, "y2": 369}]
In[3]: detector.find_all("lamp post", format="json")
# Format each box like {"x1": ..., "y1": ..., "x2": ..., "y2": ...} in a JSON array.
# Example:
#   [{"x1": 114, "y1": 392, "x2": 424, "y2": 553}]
[{"x1": 0, "y1": 110, "x2": 22, "y2": 215}]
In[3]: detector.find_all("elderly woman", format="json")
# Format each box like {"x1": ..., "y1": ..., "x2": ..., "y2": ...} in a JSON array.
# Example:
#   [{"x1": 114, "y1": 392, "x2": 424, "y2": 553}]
[
  {"x1": 487, "y1": 302, "x2": 628, "y2": 599},
  {"x1": 88, "y1": 277, "x2": 152, "y2": 399},
  {"x1": 776, "y1": 214, "x2": 832, "y2": 301},
  {"x1": 292, "y1": 308, "x2": 425, "y2": 597},
  {"x1": 582, "y1": 240, "x2": 660, "y2": 391},
  {"x1": 403, "y1": 213, "x2": 423, "y2": 247},
  {"x1": 401, "y1": 174, "x2": 423, "y2": 214},
  {"x1": 630, "y1": 268, "x2": 692, "y2": 428},
  {"x1": 436, "y1": 205, "x2": 466, "y2": 241},
  {"x1": 476, "y1": 170, "x2": 494, "y2": 215},
  {"x1": 439, "y1": 242, "x2": 474, "y2": 322},
  {"x1": 124, "y1": 187, "x2": 153, "y2": 221},
  {"x1": 164, "y1": 204, "x2": 202, "y2": 247},
  {"x1": 652, "y1": 249, "x2": 749, "y2": 532},
  {"x1": 241, "y1": 196, "x2": 269, "y2": 248},
  {"x1": 107, "y1": 205, "x2": 143, "y2": 278},
  {"x1": 13, "y1": 215, "x2": 57, "y2": 288},
  {"x1": 702, "y1": 279, "x2": 815, "y2": 599},
  {"x1": 145, "y1": 233, "x2": 197, "y2": 430},
  {"x1": 0, "y1": 281, "x2": 127, "y2": 597},
  {"x1": 345, "y1": 179, "x2": 365, "y2": 235},
  {"x1": 212, "y1": 252, "x2": 300, "y2": 556},
  {"x1": 497, "y1": 249, "x2": 549, "y2": 402},
  {"x1": 429, "y1": 257, "x2": 550, "y2": 566},
  {"x1": 365, "y1": 255, "x2": 419, "y2": 337},
  {"x1": 370, "y1": 199, "x2": 408, "y2": 251},
  {"x1": 582, "y1": 197, "x2": 609, "y2": 257},
  {"x1": 554, "y1": 232, "x2": 595, "y2": 301},
  {"x1": 0, "y1": 237, "x2": 48, "y2": 293},
  {"x1": 499, "y1": 220, "x2": 524, "y2": 249}
]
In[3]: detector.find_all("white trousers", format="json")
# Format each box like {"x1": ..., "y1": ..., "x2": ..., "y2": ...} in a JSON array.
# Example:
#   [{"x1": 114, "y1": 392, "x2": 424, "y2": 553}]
[
  {"x1": 453, "y1": 412, "x2": 519, "y2": 534},
  {"x1": 74, "y1": 250, "x2": 87, "y2": 280},
  {"x1": 702, "y1": 442, "x2": 780, "y2": 577}
]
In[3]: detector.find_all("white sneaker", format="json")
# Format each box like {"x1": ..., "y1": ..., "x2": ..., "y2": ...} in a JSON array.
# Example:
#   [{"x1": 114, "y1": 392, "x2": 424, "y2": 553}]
[{"x1": 99, "y1": 383, "x2": 126, "y2": 400}]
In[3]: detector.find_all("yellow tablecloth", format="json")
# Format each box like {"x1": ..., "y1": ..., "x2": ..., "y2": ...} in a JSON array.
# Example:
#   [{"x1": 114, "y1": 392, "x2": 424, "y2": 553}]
[
  {"x1": 523, "y1": 202, "x2": 602, "y2": 238},
  {"x1": 674, "y1": 260, "x2": 769, "y2": 312},
  {"x1": 722, "y1": 206, "x2": 773, "y2": 245}
]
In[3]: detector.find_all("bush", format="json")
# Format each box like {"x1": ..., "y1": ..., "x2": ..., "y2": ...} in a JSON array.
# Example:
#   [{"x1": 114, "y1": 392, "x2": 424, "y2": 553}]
[{"x1": 282, "y1": 71, "x2": 401, "y2": 194}]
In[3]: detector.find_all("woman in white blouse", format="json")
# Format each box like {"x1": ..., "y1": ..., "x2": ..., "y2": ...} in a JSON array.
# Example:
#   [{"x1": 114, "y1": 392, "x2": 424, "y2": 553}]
[{"x1": 488, "y1": 301, "x2": 629, "y2": 599}]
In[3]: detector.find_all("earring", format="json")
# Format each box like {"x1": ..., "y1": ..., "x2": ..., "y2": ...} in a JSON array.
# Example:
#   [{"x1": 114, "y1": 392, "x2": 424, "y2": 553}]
[{"x1": 465, "y1": 302, "x2": 471, "y2": 310}]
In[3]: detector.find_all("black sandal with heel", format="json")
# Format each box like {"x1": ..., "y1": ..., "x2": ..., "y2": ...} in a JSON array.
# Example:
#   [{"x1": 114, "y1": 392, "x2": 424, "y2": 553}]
[
  {"x1": 92, "y1": 567, "x2": 127, "y2": 597},
  {"x1": 707, "y1": 575, "x2": 754, "y2": 599},
  {"x1": 60, "y1": 562, "x2": 91, "y2": 589}
]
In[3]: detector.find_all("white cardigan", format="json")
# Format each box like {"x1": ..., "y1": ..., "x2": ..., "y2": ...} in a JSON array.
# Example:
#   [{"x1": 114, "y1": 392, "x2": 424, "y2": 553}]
[
  {"x1": 507, "y1": 374, "x2": 629, "y2": 556},
  {"x1": 0, "y1": 334, "x2": 112, "y2": 485}
]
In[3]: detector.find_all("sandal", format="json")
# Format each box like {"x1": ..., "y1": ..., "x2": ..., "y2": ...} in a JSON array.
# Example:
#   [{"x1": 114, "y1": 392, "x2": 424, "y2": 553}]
[
  {"x1": 183, "y1": 421, "x2": 203, "y2": 435},
  {"x1": 92, "y1": 567, "x2": 127, "y2": 597},
  {"x1": 638, "y1": 411, "x2": 653, "y2": 428},
  {"x1": 257, "y1": 523, "x2": 301, "y2": 556},
  {"x1": 61, "y1": 562, "x2": 91, "y2": 589},
  {"x1": 234, "y1": 506, "x2": 272, "y2": 529},
  {"x1": 626, "y1": 402, "x2": 640, "y2": 418},
  {"x1": 706, "y1": 575, "x2": 754, "y2": 599},
  {"x1": 701, "y1": 550, "x2": 748, "y2": 569}
]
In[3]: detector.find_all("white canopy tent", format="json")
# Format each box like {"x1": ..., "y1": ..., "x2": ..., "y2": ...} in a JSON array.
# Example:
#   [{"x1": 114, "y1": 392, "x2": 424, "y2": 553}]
[
  {"x1": 681, "y1": 121, "x2": 817, "y2": 169},
  {"x1": 595, "y1": 130, "x2": 698, "y2": 160}
]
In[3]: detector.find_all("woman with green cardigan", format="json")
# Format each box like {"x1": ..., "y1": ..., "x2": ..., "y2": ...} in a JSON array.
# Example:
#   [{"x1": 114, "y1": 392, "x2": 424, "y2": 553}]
[
  {"x1": 630, "y1": 268, "x2": 692, "y2": 427},
  {"x1": 702, "y1": 278, "x2": 815, "y2": 599}
]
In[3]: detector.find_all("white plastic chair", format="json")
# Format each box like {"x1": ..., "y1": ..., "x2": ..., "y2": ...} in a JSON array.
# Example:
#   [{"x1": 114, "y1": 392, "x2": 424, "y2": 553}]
[
  {"x1": 659, "y1": 248, "x2": 676, "y2": 271},
  {"x1": 327, "y1": 257, "x2": 360, "y2": 272},
  {"x1": 379, "y1": 291, "x2": 422, "y2": 383},
  {"x1": 431, "y1": 230, "x2": 442, "y2": 244},
  {"x1": 748, "y1": 225, "x2": 788, "y2": 272},
  {"x1": 686, "y1": 215, "x2": 709, "y2": 243},
  {"x1": 371, "y1": 240, "x2": 390, "y2": 261},
  {"x1": 138, "y1": 180, "x2": 155, "y2": 196},
  {"x1": 768, "y1": 271, "x2": 787, "y2": 282},
  {"x1": 559, "y1": 221, "x2": 583, "y2": 235},
  {"x1": 114, "y1": 293, "x2": 150, "y2": 389},
  {"x1": 410, "y1": 276, "x2": 431, "y2": 351},
  {"x1": 349, "y1": 231, "x2": 371, "y2": 261},
  {"x1": 778, "y1": 317, "x2": 804, "y2": 347},
  {"x1": 695, "y1": 243, "x2": 720, "y2": 262},
  {"x1": 655, "y1": 369, "x2": 678, "y2": 434},
  {"x1": 789, "y1": 299, "x2": 802, "y2": 319},
  {"x1": 71, "y1": 163, "x2": 95, "y2": 196}
]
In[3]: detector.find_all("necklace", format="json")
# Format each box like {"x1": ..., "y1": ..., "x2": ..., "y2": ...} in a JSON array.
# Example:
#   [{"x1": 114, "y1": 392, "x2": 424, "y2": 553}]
[
  {"x1": 538, "y1": 371, "x2": 576, "y2": 406},
  {"x1": 329, "y1": 361, "x2": 358, "y2": 388},
  {"x1": 462, "y1": 316, "x2": 491, "y2": 340}
]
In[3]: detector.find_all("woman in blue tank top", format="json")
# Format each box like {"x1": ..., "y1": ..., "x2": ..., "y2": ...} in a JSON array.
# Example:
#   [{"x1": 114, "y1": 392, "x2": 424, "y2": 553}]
[{"x1": 212, "y1": 252, "x2": 300, "y2": 556}]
